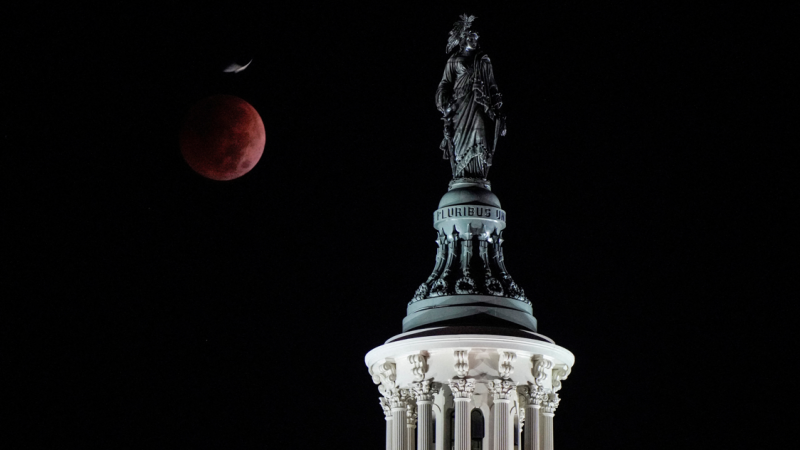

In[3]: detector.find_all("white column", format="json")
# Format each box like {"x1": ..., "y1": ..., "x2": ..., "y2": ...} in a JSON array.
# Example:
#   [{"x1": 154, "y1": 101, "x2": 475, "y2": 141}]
[
  {"x1": 407, "y1": 400, "x2": 417, "y2": 450},
  {"x1": 490, "y1": 380, "x2": 515, "y2": 450},
  {"x1": 449, "y1": 378, "x2": 475, "y2": 450},
  {"x1": 387, "y1": 417, "x2": 393, "y2": 450},
  {"x1": 520, "y1": 386, "x2": 545, "y2": 450},
  {"x1": 412, "y1": 380, "x2": 438, "y2": 450},
  {"x1": 541, "y1": 393, "x2": 559, "y2": 450},
  {"x1": 380, "y1": 397, "x2": 393, "y2": 450},
  {"x1": 391, "y1": 390, "x2": 410, "y2": 450}
]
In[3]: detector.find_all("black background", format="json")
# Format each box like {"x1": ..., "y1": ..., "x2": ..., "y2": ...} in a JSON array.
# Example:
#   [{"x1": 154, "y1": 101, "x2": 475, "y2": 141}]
[{"x1": 4, "y1": 2, "x2": 791, "y2": 448}]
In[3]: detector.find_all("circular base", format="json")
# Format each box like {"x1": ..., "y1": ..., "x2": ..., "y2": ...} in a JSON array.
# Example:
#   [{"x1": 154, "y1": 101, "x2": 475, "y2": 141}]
[
  {"x1": 439, "y1": 184, "x2": 501, "y2": 208},
  {"x1": 365, "y1": 328, "x2": 574, "y2": 387},
  {"x1": 404, "y1": 295, "x2": 537, "y2": 332},
  {"x1": 449, "y1": 178, "x2": 491, "y2": 191}
]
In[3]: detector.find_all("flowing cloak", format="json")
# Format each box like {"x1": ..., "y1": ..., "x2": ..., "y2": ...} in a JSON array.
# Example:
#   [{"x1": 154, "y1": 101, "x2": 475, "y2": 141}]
[{"x1": 436, "y1": 50, "x2": 503, "y2": 178}]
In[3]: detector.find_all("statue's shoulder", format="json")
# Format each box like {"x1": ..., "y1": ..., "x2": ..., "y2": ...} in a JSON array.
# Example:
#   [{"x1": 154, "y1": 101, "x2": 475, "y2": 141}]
[{"x1": 479, "y1": 52, "x2": 491, "y2": 62}]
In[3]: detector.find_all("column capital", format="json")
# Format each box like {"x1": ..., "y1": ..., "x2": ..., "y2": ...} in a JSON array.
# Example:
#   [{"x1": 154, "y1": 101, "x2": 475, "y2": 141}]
[
  {"x1": 389, "y1": 388, "x2": 412, "y2": 410},
  {"x1": 489, "y1": 379, "x2": 517, "y2": 401},
  {"x1": 411, "y1": 379, "x2": 441, "y2": 403},
  {"x1": 449, "y1": 378, "x2": 476, "y2": 400},
  {"x1": 519, "y1": 383, "x2": 549, "y2": 407},
  {"x1": 406, "y1": 401, "x2": 418, "y2": 427},
  {"x1": 542, "y1": 392, "x2": 560, "y2": 415},
  {"x1": 379, "y1": 397, "x2": 393, "y2": 419}
]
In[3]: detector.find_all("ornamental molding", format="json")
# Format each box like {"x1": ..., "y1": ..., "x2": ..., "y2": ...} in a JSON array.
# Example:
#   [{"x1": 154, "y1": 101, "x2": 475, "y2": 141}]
[
  {"x1": 379, "y1": 397, "x2": 392, "y2": 418},
  {"x1": 519, "y1": 383, "x2": 548, "y2": 407},
  {"x1": 409, "y1": 353, "x2": 428, "y2": 381},
  {"x1": 411, "y1": 379, "x2": 441, "y2": 403},
  {"x1": 499, "y1": 351, "x2": 516, "y2": 379},
  {"x1": 542, "y1": 392, "x2": 560, "y2": 414},
  {"x1": 449, "y1": 378, "x2": 476, "y2": 399},
  {"x1": 372, "y1": 361, "x2": 399, "y2": 398},
  {"x1": 406, "y1": 401, "x2": 418, "y2": 426},
  {"x1": 552, "y1": 364, "x2": 570, "y2": 393},
  {"x1": 489, "y1": 379, "x2": 517, "y2": 401},
  {"x1": 454, "y1": 350, "x2": 470, "y2": 377},
  {"x1": 389, "y1": 388, "x2": 412, "y2": 410},
  {"x1": 531, "y1": 355, "x2": 553, "y2": 388}
]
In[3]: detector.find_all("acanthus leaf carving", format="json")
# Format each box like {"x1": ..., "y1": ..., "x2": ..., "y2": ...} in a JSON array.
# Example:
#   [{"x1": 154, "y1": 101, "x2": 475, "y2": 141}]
[
  {"x1": 411, "y1": 379, "x2": 441, "y2": 403},
  {"x1": 379, "y1": 397, "x2": 392, "y2": 418},
  {"x1": 389, "y1": 388, "x2": 412, "y2": 410},
  {"x1": 542, "y1": 392, "x2": 560, "y2": 414},
  {"x1": 489, "y1": 379, "x2": 517, "y2": 400},
  {"x1": 448, "y1": 378, "x2": 476, "y2": 399},
  {"x1": 406, "y1": 399, "x2": 418, "y2": 426},
  {"x1": 520, "y1": 382, "x2": 548, "y2": 407}
]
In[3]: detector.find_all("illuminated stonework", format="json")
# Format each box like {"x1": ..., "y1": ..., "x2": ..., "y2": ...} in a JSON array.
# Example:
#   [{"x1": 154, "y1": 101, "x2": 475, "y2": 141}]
[{"x1": 367, "y1": 15, "x2": 575, "y2": 450}]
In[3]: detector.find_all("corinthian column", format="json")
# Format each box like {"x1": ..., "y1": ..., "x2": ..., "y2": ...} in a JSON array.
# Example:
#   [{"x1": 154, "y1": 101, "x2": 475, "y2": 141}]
[
  {"x1": 490, "y1": 379, "x2": 516, "y2": 450},
  {"x1": 390, "y1": 390, "x2": 410, "y2": 450},
  {"x1": 406, "y1": 400, "x2": 417, "y2": 450},
  {"x1": 380, "y1": 397, "x2": 393, "y2": 450},
  {"x1": 449, "y1": 378, "x2": 476, "y2": 450},
  {"x1": 520, "y1": 385, "x2": 546, "y2": 450},
  {"x1": 411, "y1": 380, "x2": 439, "y2": 450},
  {"x1": 541, "y1": 393, "x2": 559, "y2": 450}
]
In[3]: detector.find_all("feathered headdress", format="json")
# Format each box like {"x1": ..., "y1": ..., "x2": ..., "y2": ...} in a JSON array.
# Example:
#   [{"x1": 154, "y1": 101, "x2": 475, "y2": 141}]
[{"x1": 446, "y1": 14, "x2": 477, "y2": 54}]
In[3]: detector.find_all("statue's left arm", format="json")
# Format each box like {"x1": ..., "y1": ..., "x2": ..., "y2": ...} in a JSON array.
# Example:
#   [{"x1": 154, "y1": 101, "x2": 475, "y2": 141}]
[{"x1": 479, "y1": 55, "x2": 504, "y2": 121}]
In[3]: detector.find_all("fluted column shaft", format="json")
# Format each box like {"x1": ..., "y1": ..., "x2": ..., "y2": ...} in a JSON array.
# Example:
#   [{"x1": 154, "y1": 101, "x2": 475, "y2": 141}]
[
  {"x1": 449, "y1": 378, "x2": 475, "y2": 450},
  {"x1": 524, "y1": 404, "x2": 540, "y2": 450},
  {"x1": 392, "y1": 401, "x2": 407, "y2": 450},
  {"x1": 385, "y1": 416, "x2": 393, "y2": 450},
  {"x1": 541, "y1": 393, "x2": 559, "y2": 450},
  {"x1": 406, "y1": 402, "x2": 417, "y2": 450},
  {"x1": 493, "y1": 399, "x2": 511, "y2": 450},
  {"x1": 416, "y1": 400, "x2": 433, "y2": 450},
  {"x1": 412, "y1": 380, "x2": 438, "y2": 450},
  {"x1": 490, "y1": 379, "x2": 515, "y2": 450},
  {"x1": 454, "y1": 398, "x2": 471, "y2": 450},
  {"x1": 541, "y1": 412, "x2": 554, "y2": 450}
]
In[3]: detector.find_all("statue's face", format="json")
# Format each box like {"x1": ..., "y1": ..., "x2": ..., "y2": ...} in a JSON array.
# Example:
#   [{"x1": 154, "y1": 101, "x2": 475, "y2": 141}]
[{"x1": 464, "y1": 33, "x2": 479, "y2": 50}]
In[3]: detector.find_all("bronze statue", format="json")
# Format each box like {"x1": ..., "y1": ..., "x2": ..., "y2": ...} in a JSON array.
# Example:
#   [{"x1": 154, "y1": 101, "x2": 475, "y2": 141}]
[{"x1": 436, "y1": 15, "x2": 506, "y2": 180}]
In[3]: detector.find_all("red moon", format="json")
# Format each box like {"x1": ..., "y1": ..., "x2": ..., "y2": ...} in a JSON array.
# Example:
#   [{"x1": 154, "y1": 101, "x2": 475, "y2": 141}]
[{"x1": 180, "y1": 95, "x2": 265, "y2": 181}]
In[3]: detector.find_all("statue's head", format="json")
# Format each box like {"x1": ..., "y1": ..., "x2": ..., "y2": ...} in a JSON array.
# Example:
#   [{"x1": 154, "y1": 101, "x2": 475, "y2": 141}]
[
  {"x1": 446, "y1": 14, "x2": 479, "y2": 54},
  {"x1": 462, "y1": 32, "x2": 480, "y2": 52}
]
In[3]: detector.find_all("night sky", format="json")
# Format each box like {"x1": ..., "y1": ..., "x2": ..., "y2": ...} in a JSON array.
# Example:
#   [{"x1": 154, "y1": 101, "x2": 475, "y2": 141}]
[{"x1": 5, "y1": 3, "x2": 790, "y2": 449}]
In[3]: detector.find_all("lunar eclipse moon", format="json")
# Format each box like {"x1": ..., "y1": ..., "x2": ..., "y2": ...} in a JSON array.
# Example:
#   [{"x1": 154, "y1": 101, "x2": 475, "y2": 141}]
[{"x1": 180, "y1": 95, "x2": 265, "y2": 181}]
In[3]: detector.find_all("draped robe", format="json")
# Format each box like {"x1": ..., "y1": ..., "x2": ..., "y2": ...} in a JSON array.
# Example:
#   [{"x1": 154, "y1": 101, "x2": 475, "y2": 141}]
[{"x1": 436, "y1": 50, "x2": 502, "y2": 179}]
